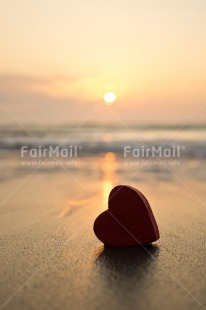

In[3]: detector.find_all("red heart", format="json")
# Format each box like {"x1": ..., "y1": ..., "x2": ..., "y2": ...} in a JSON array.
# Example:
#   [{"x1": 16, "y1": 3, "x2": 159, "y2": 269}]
[{"x1": 93, "y1": 185, "x2": 159, "y2": 246}]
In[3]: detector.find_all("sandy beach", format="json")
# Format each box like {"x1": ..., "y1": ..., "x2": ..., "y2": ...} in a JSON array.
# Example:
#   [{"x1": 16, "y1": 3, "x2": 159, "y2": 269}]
[{"x1": 0, "y1": 150, "x2": 206, "y2": 310}]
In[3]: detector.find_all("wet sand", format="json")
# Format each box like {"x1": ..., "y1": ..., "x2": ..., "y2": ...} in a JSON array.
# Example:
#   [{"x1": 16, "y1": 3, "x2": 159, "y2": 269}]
[{"x1": 0, "y1": 153, "x2": 206, "y2": 310}]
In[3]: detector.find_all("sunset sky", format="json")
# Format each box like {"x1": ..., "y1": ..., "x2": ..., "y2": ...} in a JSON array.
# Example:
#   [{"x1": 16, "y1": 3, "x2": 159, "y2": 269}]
[{"x1": 0, "y1": 0, "x2": 206, "y2": 123}]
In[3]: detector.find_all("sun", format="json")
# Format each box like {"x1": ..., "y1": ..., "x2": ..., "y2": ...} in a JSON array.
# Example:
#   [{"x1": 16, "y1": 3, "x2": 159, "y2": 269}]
[{"x1": 104, "y1": 92, "x2": 117, "y2": 105}]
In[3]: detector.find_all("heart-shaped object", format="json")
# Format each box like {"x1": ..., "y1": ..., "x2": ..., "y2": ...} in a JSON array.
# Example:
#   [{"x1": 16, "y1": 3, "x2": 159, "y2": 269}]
[{"x1": 93, "y1": 185, "x2": 159, "y2": 246}]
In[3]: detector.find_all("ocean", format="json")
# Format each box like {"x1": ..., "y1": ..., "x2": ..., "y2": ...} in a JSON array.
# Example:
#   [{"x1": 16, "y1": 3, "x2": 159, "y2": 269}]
[
  {"x1": 0, "y1": 123, "x2": 206, "y2": 159},
  {"x1": 0, "y1": 123, "x2": 205, "y2": 187}
]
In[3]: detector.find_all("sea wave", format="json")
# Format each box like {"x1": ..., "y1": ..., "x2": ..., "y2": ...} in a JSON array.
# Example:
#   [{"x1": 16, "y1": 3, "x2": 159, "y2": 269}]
[
  {"x1": 0, "y1": 139, "x2": 205, "y2": 159},
  {"x1": 0, "y1": 124, "x2": 206, "y2": 158}
]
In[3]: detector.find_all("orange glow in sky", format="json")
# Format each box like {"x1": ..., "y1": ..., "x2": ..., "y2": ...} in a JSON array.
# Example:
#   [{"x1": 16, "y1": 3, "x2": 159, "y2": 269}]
[{"x1": 0, "y1": 0, "x2": 206, "y2": 123}]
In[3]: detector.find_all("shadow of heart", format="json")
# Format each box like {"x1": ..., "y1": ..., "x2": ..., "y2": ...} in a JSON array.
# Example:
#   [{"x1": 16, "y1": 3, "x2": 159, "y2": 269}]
[{"x1": 95, "y1": 244, "x2": 159, "y2": 277}]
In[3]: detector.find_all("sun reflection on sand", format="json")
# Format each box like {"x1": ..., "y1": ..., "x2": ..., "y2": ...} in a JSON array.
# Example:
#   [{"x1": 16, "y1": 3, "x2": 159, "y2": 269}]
[{"x1": 101, "y1": 152, "x2": 118, "y2": 210}]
